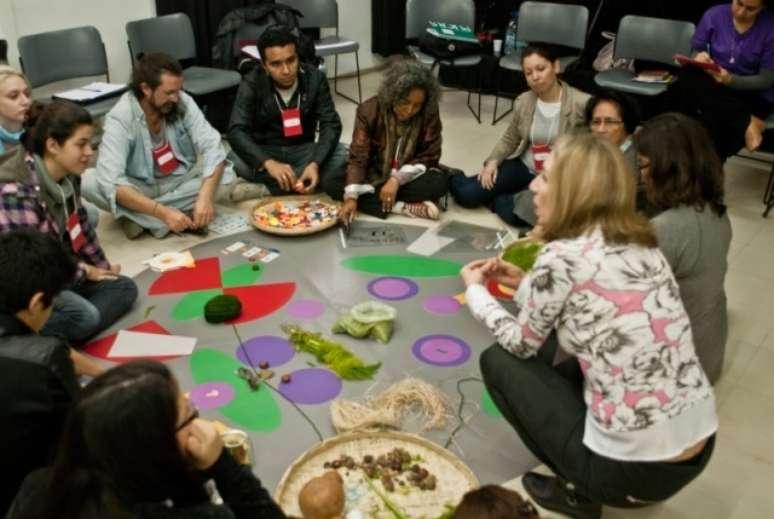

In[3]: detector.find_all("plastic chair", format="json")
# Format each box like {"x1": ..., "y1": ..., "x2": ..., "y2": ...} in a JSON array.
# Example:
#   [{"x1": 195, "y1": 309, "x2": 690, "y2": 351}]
[
  {"x1": 282, "y1": 0, "x2": 361, "y2": 105},
  {"x1": 17, "y1": 26, "x2": 118, "y2": 117},
  {"x1": 493, "y1": 1, "x2": 589, "y2": 124},
  {"x1": 126, "y1": 13, "x2": 241, "y2": 97},
  {"x1": 757, "y1": 114, "x2": 774, "y2": 217},
  {"x1": 405, "y1": 0, "x2": 483, "y2": 123},
  {"x1": 593, "y1": 15, "x2": 694, "y2": 96}
]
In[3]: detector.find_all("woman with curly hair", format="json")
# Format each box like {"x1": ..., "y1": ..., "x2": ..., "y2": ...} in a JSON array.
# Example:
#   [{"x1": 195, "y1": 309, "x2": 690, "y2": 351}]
[{"x1": 324, "y1": 59, "x2": 448, "y2": 221}]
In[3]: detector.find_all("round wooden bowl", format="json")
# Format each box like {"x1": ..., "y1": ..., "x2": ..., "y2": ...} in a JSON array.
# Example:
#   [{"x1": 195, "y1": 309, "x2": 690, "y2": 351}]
[{"x1": 251, "y1": 196, "x2": 340, "y2": 236}]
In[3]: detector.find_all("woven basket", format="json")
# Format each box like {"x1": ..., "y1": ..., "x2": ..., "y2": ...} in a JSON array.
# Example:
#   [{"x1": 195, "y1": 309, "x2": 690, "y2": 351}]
[
  {"x1": 251, "y1": 195, "x2": 340, "y2": 236},
  {"x1": 275, "y1": 431, "x2": 478, "y2": 517}
]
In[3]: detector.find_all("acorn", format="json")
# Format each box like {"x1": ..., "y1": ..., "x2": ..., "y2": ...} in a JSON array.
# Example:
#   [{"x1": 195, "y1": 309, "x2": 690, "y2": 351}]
[{"x1": 281, "y1": 374, "x2": 291, "y2": 383}]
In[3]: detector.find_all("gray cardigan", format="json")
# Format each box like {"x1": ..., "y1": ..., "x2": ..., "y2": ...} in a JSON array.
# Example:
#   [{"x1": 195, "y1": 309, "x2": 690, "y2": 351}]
[{"x1": 652, "y1": 205, "x2": 732, "y2": 383}]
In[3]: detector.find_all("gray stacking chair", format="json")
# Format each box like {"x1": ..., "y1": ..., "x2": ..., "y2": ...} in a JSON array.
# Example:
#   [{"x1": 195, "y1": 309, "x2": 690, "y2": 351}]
[
  {"x1": 18, "y1": 26, "x2": 119, "y2": 117},
  {"x1": 405, "y1": 0, "x2": 483, "y2": 123},
  {"x1": 493, "y1": 1, "x2": 589, "y2": 124},
  {"x1": 593, "y1": 15, "x2": 695, "y2": 96},
  {"x1": 126, "y1": 13, "x2": 241, "y2": 97},
  {"x1": 283, "y1": 0, "x2": 361, "y2": 104}
]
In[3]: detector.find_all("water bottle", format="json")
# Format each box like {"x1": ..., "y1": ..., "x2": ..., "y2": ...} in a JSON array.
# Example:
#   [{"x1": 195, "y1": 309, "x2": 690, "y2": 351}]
[{"x1": 503, "y1": 10, "x2": 518, "y2": 56}]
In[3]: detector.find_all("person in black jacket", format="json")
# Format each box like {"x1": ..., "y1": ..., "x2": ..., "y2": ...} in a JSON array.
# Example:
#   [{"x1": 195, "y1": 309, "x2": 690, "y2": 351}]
[
  {"x1": 7, "y1": 360, "x2": 286, "y2": 519},
  {"x1": 228, "y1": 25, "x2": 346, "y2": 195},
  {"x1": 0, "y1": 229, "x2": 80, "y2": 515}
]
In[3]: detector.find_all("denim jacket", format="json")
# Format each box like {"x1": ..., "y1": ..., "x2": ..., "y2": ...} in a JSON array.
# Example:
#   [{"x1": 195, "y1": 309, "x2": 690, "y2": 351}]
[{"x1": 93, "y1": 91, "x2": 233, "y2": 213}]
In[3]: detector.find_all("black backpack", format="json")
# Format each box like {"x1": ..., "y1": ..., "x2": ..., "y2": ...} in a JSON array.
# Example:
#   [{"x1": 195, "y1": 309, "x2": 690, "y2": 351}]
[{"x1": 212, "y1": 3, "x2": 318, "y2": 71}]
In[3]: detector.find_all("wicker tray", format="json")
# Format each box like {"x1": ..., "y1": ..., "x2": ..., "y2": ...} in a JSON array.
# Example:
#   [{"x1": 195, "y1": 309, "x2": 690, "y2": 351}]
[
  {"x1": 251, "y1": 196, "x2": 340, "y2": 236},
  {"x1": 275, "y1": 431, "x2": 479, "y2": 518}
]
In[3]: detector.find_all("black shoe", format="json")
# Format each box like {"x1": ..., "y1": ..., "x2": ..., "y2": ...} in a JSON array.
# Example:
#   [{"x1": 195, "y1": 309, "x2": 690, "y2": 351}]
[{"x1": 522, "y1": 472, "x2": 602, "y2": 519}]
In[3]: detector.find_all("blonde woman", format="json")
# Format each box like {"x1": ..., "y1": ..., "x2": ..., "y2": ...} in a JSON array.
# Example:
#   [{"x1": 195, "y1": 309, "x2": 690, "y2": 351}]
[
  {"x1": 460, "y1": 134, "x2": 717, "y2": 518},
  {"x1": 0, "y1": 66, "x2": 32, "y2": 154}
]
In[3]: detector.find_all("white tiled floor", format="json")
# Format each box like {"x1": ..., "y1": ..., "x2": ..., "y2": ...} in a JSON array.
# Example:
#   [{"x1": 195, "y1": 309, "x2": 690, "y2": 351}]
[{"x1": 94, "y1": 71, "x2": 774, "y2": 517}]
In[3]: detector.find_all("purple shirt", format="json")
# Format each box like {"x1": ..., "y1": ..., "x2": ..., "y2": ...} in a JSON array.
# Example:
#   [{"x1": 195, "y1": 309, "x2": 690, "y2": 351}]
[{"x1": 692, "y1": 4, "x2": 774, "y2": 103}]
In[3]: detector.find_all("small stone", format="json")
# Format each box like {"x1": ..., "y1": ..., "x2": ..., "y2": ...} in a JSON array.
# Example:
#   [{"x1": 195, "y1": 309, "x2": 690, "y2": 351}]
[
  {"x1": 251, "y1": 263, "x2": 260, "y2": 271},
  {"x1": 281, "y1": 374, "x2": 291, "y2": 383},
  {"x1": 259, "y1": 369, "x2": 274, "y2": 380},
  {"x1": 259, "y1": 360, "x2": 270, "y2": 369}
]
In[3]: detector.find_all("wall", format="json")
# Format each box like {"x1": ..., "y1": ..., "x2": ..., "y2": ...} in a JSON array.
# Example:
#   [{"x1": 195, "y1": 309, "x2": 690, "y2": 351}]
[
  {"x1": 5, "y1": 0, "x2": 156, "y2": 82},
  {"x1": 332, "y1": 0, "x2": 385, "y2": 75}
]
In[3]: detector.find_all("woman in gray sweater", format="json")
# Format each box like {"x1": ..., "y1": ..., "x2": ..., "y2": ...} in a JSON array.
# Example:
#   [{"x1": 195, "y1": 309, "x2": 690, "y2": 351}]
[{"x1": 636, "y1": 113, "x2": 731, "y2": 383}]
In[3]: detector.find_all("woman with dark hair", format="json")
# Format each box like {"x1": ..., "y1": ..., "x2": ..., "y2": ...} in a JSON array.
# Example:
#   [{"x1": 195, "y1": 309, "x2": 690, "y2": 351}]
[
  {"x1": 326, "y1": 59, "x2": 449, "y2": 222},
  {"x1": 636, "y1": 113, "x2": 731, "y2": 383},
  {"x1": 7, "y1": 360, "x2": 285, "y2": 519},
  {"x1": 453, "y1": 485, "x2": 539, "y2": 519},
  {"x1": 449, "y1": 44, "x2": 590, "y2": 227},
  {"x1": 0, "y1": 100, "x2": 137, "y2": 363},
  {"x1": 0, "y1": 66, "x2": 31, "y2": 155},
  {"x1": 585, "y1": 89, "x2": 647, "y2": 211},
  {"x1": 464, "y1": 134, "x2": 716, "y2": 518},
  {"x1": 669, "y1": 0, "x2": 773, "y2": 160}
]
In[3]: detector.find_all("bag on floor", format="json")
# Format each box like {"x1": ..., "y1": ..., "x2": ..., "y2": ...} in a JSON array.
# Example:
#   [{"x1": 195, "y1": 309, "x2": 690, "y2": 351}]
[{"x1": 418, "y1": 24, "x2": 482, "y2": 61}]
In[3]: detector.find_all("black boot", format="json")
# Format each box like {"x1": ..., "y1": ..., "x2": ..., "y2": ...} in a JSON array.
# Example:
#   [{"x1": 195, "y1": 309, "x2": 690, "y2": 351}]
[{"x1": 522, "y1": 472, "x2": 602, "y2": 519}]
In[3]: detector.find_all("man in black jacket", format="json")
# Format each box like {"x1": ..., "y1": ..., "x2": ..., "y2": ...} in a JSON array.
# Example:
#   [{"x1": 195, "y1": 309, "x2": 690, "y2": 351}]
[
  {"x1": 0, "y1": 230, "x2": 80, "y2": 514},
  {"x1": 228, "y1": 25, "x2": 346, "y2": 195}
]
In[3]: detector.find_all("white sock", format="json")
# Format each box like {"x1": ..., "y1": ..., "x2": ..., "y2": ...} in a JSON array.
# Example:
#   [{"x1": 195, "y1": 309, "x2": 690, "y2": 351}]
[{"x1": 391, "y1": 201, "x2": 405, "y2": 214}]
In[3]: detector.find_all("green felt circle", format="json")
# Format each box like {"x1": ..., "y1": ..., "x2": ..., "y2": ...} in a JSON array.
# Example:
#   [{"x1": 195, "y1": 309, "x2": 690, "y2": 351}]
[
  {"x1": 190, "y1": 349, "x2": 282, "y2": 432},
  {"x1": 342, "y1": 255, "x2": 462, "y2": 278},
  {"x1": 481, "y1": 388, "x2": 503, "y2": 418}
]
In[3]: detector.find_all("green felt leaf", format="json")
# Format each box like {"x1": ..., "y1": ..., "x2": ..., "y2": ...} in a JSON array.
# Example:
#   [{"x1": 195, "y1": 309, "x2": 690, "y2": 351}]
[
  {"x1": 341, "y1": 255, "x2": 462, "y2": 278},
  {"x1": 222, "y1": 263, "x2": 263, "y2": 288},
  {"x1": 190, "y1": 348, "x2": 282, "y2": 432},
  {"x1": 171, "y1": 289, "x2": 222, "y2": 321}
]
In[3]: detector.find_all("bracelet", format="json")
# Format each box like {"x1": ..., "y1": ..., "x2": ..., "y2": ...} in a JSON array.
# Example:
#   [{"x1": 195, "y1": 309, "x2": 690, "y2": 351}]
[{"x1": 152, "y1": 202, "x2": 159, "y2": 216}]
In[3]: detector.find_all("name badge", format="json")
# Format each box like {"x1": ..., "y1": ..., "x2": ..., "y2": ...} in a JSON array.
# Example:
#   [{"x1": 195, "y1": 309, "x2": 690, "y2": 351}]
[
  {"x1": 281, "y1": 107, "x2": 303, "y2": 137},
  {"x1": 532, "y1": 143, "x2": 551, "y2": 173},
  {"x1": 152, "y1": 142, "x2": 179, "y2": 175},
  {"x1": 67, "y1": 211, "x2": 85, "y2": 253}
]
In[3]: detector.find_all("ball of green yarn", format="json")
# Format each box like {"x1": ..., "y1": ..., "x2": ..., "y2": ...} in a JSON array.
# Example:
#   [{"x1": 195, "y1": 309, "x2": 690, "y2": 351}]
[{"x1": 204, "y1": 294, "x2": 242, "y2": 323}]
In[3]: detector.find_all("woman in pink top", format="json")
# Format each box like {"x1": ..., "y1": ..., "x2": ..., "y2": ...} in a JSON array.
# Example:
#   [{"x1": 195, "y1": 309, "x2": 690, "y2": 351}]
[{"x1": 461, "y1": 134, "x2": 717, "y2": 519}]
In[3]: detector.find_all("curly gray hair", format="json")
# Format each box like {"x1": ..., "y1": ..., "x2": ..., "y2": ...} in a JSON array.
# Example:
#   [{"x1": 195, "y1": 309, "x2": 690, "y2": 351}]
[{"x1": 377, "y1": 59, "x2": 440, "y2": 115}]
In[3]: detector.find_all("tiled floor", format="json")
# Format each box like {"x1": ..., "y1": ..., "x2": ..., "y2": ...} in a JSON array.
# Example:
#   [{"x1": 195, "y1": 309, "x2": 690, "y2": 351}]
[{"x1": 92, "y1": 70, "x2": 774, "y2": 517}]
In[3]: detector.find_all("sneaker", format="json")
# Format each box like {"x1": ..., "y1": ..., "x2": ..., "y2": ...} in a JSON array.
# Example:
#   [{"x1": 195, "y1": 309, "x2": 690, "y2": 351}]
[
  {"x1": 522, "y1": 472, "x2": 602, "y2": 519},
  {"x1": 229, "y1": 179, "x2": 270, "y2": 203},
  {"x1": 120, "y1": 217, "x2": 145, "y2": 240},
  {"x1": 401, "y1": 201, "x2": 440, "y2": 220}
]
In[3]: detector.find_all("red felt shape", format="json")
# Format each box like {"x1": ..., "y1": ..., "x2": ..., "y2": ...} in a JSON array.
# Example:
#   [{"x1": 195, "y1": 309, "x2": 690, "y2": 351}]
[
  {"x1": 486, "y1": 280, "x2": 513, "y2": 301},
  {"x1": 148, "y1": 256, "x2": 222, "y2": 295},
  {"x1": 223, "y1": 282, "x2": 296, "y2": 324},
  {"x1": 82, "y1": 320, "x2": 179, "y2": 364}
]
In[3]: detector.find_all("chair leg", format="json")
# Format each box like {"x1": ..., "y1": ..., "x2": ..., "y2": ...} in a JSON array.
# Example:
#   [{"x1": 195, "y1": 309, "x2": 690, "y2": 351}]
[
  {"x1": 492, "y1": 67, "x2": 514, "y2": 125},
  {"x1": 466, "y1": 63, "x2": 482, "y2": 124},
  {"x1": 764, "y1": 162, "x2": 774, "y2": 217},
  {"x1": 333, "y1": 51, "x2": 362, "y2": 105}
]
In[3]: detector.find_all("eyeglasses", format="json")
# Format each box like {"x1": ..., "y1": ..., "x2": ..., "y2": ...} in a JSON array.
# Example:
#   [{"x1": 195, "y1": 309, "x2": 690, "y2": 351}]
[
  {"x1": 176, "y1": 406, "x2": 199, "y2": 432},
  {"x1": 590, "y1": 118, "x2": 623, "y2": 128}
]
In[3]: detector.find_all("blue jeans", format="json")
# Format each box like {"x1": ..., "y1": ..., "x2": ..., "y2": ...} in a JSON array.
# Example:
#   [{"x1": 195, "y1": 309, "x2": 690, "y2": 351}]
[
  {"x1": 41, "y1": 276, "x2": 138, "y2": 343},
  {"x1": 448, "y1": 158, "x2": 534, "y2": 227}
]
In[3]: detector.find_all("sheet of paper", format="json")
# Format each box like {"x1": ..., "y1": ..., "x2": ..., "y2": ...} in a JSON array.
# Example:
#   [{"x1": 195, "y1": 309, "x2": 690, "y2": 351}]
[
  {"x1": 109, "y1": 330, "x2": 197, "y2": 358},
  {"x1": 53, "y1": 82, "x2": 126, "y2": 102},
  {"x1": 406, "y1": 227, "x2": 455, "y2": 256},
  {"x1": 209, "y1": 214, "x2": 251, "y2": 235}
]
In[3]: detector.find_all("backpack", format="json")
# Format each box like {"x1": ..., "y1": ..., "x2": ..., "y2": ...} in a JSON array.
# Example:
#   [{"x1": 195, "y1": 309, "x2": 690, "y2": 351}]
[{"x1": 212, "y1": 3, "x2": 318, "y2": 72}]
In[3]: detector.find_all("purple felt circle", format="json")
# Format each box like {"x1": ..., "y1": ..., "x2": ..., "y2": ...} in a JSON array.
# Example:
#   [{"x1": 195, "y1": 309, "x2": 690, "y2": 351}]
[
  {"x1": 412, "y1": 335, "x2": 471, "y2": 367},
  {"x1": 367, "y1": 277, "x2": 419, "y2": 301},
  {"x1": 236, "y1": 336, "x2": 295, "y2": 368},
  {"x1": 189, "y1": 382, "x2": 235, "y2": 410},
  {"x1": 423, "y1": 295, "x2": 462, "y2": 316},
  {"x1": 285, "y1": 299, "x2": 326, "y2": 320},
  {"x1": 278, "y1": 368, "x2": 343, "y2": 404}
]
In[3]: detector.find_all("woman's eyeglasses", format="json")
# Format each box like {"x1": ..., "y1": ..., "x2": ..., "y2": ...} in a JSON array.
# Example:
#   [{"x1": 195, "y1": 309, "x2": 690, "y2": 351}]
[
  {"x1": 176, "y1": 406, "x2": 199, "y2": 432},
  {"x1": 590, "y1": 118, "x2": 623, "y2": 128}
]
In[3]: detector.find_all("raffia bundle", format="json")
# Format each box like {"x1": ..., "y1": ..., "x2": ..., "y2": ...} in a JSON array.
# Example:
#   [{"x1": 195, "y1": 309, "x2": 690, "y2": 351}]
[{"x1": 330, "y1": 377, "x2": 452, "y2": 433}]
